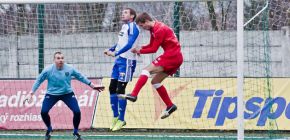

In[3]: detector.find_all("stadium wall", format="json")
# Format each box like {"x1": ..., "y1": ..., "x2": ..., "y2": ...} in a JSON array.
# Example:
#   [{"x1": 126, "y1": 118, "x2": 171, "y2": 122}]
[{"x1": 0, "y1": 29, "x2": 289, "y2": 78}]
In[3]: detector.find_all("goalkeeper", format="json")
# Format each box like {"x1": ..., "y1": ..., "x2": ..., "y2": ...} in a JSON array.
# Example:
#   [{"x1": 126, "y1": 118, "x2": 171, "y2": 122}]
[{"x1": 24, "y1": 52, "x2": 104, "y2": 140}]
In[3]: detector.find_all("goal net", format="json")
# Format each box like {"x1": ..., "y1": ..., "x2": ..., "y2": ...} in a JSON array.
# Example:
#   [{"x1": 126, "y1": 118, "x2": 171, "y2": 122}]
[{"x1": 0, "y1": 0, "x2": 288, "y2": 139}]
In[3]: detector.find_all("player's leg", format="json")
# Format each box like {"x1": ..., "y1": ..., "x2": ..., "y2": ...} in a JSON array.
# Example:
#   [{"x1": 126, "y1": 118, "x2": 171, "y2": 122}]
[
  {"x1": 112, "y1": 81, "x2": 128, "y2": 131},
  {"x1": 109, "y1": 60, "x2": 120, "y2": 130},
  {"x1": 109, "y1": 79, "x2": 119, "y2": 130},
  {"x1": 109, "y1": 79, "x2": 119, "y2": 118},
  {"x1": 61, "y1": 92, "x2": 82, "y2": 139},
  {"x1": 117, "y1": 81, "x2": 128, "y2": 122},
  {"x1": 132, "y1": 63, "x2": 164, "y2": 98},
  {"x1": 41, "y1": 94, "x2": 59, "y2": 140},
  {"x1": 118, "y1": 63, "x2": 163, "y2": 102},
  {"x1": 151, "y1": 72, "x2": 177, "y2": 119},
  {"x1": 151, "y1": 72, "x2": 172, "y2": 107},
  {"x1": 113, "y1": 58, "x2": 135, "y2": 131}
]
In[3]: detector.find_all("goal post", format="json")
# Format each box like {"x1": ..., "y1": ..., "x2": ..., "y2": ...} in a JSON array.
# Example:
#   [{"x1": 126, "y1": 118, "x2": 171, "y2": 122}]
[{"x1": 237, "y1": 0, "x2": 244, "y2": 139}]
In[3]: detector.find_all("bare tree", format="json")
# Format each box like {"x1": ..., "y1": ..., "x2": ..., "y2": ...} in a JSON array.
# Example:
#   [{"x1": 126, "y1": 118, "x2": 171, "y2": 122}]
[
  {"x1": 221, "y1": 1, "x2": 232, "y2": 30},
  {"x1": 207, "y1": 1, "x2": 218, "y2": 31}
]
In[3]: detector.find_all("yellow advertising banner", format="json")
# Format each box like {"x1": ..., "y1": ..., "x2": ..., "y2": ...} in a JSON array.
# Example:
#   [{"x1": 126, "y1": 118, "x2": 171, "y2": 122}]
[{"x1": 92, "y1": 78, "x2": 290, "y2": 130}]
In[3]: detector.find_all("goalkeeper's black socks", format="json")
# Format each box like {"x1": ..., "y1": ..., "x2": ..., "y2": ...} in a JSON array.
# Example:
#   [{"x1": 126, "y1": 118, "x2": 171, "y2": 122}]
[
  {"x1": 45, "y1": 130, "x2": 52, "y2": 140},
  {"x1": 73, "y1": 132, "x2": 83, "y2": 140}
]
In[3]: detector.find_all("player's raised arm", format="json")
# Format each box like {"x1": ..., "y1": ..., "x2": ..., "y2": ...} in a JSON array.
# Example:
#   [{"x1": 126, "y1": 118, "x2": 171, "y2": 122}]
[
  {"x1": 24, "y1": 66, "x2": 50, "y2": 104},
  {"x1": 72, "y1": 68, "x2": 104, "y2": 92},
  {"x1": 139, "y1": 31, "x2": 163, "y2": 54},
  {"x1": 71, "y1": 68, "x2": 91, "y2": 85},
  {"x1": 104, "y1": 44, "x2": 117, "y2": 55},
  {"x1": 31, "y1": 67, "x2": 50, "y2": 94},
  {"x1": 114, "y1": 24, "x2": 139, "y2": 56},
  {"x1": 139, "y1": 36, "x2": 153, "y2": 50}
]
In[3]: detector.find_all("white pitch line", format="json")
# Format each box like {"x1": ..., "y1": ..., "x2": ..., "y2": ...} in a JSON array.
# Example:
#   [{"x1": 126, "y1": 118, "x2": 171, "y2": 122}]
[{"x1": 0, "y1": 133, "x2": 289, "y2": 139}]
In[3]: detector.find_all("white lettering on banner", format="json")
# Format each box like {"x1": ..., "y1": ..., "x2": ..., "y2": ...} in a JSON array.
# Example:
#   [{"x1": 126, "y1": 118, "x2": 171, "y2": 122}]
[
  {"x1": 0, "y1": 95, "x2": 8, "y2": 108},
  {"x1": 7, "y1": 92, "x2": 21, "y2": 107},
  {"x1": 0, "y1": 113, "x2": 9, "y2": 124},
  {"x1": 9, "y1": 113, "x2": 42, "y2": 122},
  {"x1": 0, "y1": 90, "x2": 98, "y2": 108},
  {"x1": 88, "y1": 91, "x2": 95, "y2": 106},
  {"x1": 36, "y1": 94, "x2": 45, "y2": 107},
  {"x1": 0, "y1": 113, "x2": 42, "y2": 124}
]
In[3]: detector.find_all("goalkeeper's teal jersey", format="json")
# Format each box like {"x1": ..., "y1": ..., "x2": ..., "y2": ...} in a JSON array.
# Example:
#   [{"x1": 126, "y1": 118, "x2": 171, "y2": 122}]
[{"x1": 31, "y1": 63, "x2": 91, "y2": 95}]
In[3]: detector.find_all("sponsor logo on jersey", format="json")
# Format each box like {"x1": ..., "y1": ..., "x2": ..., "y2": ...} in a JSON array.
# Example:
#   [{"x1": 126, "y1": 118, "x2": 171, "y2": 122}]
[{"x1": 119, "y1": 32, "x2": 124, "y2": 36}]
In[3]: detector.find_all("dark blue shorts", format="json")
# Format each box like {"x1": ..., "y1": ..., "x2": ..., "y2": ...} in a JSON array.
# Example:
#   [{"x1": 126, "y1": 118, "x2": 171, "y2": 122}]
[
  {"x1": 111, "y1": 57, "x2": 136, "y2": 82},
  {"x1": 41, "y1": 92, "x2": 80, "y2": 113}
]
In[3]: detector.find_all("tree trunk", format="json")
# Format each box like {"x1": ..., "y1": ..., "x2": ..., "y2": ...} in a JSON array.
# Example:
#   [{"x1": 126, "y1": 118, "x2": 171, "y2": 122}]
[{"x1": 207, "y1": 1, "x2": 218, "y2": 31}]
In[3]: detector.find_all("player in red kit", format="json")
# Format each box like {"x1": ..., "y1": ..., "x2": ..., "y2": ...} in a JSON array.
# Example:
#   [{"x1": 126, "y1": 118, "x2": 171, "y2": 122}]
[{"x1": 118, "y1": 12, "x2": 183, "y2": 119}]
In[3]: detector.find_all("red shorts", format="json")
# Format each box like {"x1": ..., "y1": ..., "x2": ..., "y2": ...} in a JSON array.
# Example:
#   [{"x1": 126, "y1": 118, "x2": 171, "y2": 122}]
[{"x1": 152, "y1": 53, "x2": 183, "y2": 76}]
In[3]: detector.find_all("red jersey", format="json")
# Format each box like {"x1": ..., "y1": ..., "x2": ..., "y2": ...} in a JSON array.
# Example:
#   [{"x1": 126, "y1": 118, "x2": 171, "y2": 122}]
[
  {"x1": 139, "y1": 21, "x2": 182, "y2": 57},
  {"x1": 139, "y1": 21, "x2": 183, "y2": 75}
]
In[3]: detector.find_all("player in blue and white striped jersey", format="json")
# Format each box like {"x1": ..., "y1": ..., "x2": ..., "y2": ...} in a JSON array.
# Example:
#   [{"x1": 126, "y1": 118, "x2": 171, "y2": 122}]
[{"x1": 104, "y1": 8, "x2": 140, "y2": 131}]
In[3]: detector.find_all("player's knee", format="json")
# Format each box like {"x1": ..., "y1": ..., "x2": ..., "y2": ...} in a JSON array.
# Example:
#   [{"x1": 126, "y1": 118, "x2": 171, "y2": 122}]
[
  {"x1": 152, "y1": 83, "x2": 162, "y2": 89},
  {"x1": 109, "y1": 79, "x2": 118, "y2": 94},
  {"x1": 141, "y1": 70, "x2": 150, "y2": 77},
  {"x1": 116, "y1": 82, "x2": 128, "y2": 94},
  {"x1": 151, "y1": 79, "x2": 160, "y2": 85},
  {"x1": 73, "y1": 111, "x2": 81, "y2": 116},
  {"x1": 41, "y1": 111, "x2": 49, "y2": 116}
]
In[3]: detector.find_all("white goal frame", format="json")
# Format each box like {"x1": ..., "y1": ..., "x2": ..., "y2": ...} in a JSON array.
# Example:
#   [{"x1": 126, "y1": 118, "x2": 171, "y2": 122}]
[{"x1": 0, "y1": 0, "x2": 245, "y2": 139}]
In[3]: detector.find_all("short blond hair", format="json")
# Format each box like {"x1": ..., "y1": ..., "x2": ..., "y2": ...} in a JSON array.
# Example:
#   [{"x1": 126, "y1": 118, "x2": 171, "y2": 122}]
[{"x1": 53, "y1": 51, "x2": 62, "y2": 59}]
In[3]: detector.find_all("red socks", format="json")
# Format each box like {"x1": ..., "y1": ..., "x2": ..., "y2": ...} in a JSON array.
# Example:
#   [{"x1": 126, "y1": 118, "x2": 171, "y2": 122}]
[
  {"x1": 131, "y1": 70, "x2": 173, "y2": 108},
  {"x1": 156, "y1": 85, "x2": 173, "y2": 107},
  {"x1": 131, "y1": 75, "x2": 149, "y2": 97}
]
